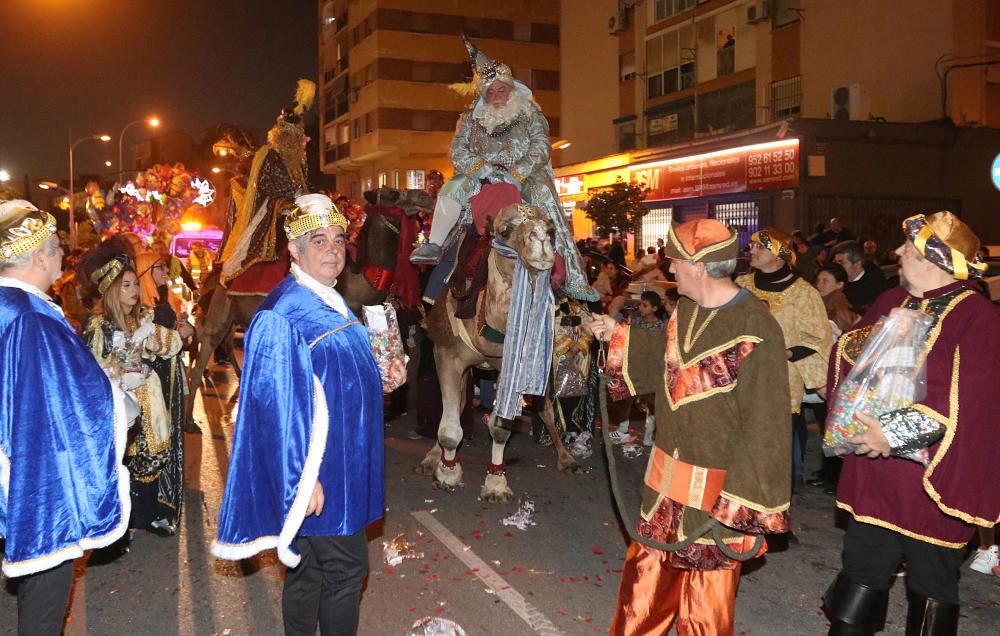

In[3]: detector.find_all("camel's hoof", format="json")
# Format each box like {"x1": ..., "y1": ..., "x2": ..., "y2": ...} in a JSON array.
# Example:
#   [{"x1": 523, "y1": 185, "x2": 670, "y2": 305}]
[
  {"x1": 433, "y1": 463, "x2": 463, "y2": 490},
  {"x1": 480, "y1": 474, "x2": 514, "y2": 503},
  {"x1": 558, "y1": 460, "x2": 588, "y2": 475}
]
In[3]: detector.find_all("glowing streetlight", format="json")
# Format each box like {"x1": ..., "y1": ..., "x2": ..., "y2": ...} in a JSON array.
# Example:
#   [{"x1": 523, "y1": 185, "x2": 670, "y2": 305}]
[
  {"x1": 118, "y1": 117, "x2": 160, "y2": 178},
  {"x1": 211, "y1": 167, "x2": 221, "y2": 174},
  {"x1": 0, "y1": 169, "x2": 10, "y2": 182},
  {"x1": 68, "y1": 133, "x2": 111, "y2": 248},
  {"x1": 105, "y1": 160, "x2": 113, "y2": 167}
]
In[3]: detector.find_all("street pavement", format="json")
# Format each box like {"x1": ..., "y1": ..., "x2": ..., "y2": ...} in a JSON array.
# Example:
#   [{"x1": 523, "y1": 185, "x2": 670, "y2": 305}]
[{"x1": 3, "y1": 363, "x2": 998, "y2": 635}]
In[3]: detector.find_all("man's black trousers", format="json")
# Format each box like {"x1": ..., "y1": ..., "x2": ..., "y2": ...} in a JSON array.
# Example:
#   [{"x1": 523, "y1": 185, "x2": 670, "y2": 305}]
[
  {"x1": 282, "y1": 531, "x2": 369, "y2": 636},
  {"x1": 840, "y1": 518, "x2": 966, "y2": 602},
  {"x1": 17, "y1": 559, "x2": 74, "y2": 636}
]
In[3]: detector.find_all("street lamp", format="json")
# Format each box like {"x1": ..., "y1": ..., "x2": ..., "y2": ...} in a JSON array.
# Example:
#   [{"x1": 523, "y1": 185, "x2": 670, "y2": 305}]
[
  {"x1": 0, "y1": 169, "x2": 10, "y2": 182},
  {"x1": 118, "y1": 117, "x2": 160, "y2": 179},
  {"x1": 68, "y1": 133, "x2": 111, "y2": 249}
]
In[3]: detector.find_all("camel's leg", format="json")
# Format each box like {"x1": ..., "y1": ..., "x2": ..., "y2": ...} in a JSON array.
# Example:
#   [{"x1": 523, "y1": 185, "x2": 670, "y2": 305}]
[
  {"x1": 482, "y1": 412, "x2": 514, "y2": 503},
  {"x1": 186, "y1": 290, "x2": 234, "y2": 433},
  {"x1": 541, "y1": 396, "x2": 584, "y2": 474},
  {"x1": 430, "y1": 355, "x2": 468, "y2": 491}
]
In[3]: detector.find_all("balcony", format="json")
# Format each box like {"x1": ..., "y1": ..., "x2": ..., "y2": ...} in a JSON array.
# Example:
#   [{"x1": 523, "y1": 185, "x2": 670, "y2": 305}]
[{"x1": 324, "y1": 143, "x2": 351, "y2": 165}]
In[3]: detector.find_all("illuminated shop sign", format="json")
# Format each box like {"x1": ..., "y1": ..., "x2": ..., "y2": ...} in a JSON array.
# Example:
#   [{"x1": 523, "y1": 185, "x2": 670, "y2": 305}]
[
  {"x1": 630, "y1": 139, "x2": 799, "y2": 201},
  {"x1": 555, "y1": 175, "x2": 585, "y2": 196}
]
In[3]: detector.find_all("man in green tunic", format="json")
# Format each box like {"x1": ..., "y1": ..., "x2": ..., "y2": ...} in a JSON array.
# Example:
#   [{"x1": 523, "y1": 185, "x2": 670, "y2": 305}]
[{"x1": 590, "y1": 219, "x2": 792, "y2": 635}]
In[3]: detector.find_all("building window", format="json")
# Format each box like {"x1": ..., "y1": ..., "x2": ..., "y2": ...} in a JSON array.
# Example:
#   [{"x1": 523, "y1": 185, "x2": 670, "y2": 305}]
[
  {"x1": 717, "y1": 27, "x2": 736, "y2": 77},
  {"x1": 378, "y1": 172, "x2": 388, "y2": 187},
  {"x1": 321, "y1": 1, "x2": 337, "y2": 43},
  {"x1": 338, "y1": 123, "x2": 350, "y2": 145},
  {"x1": 406, "y1": 170, "x2": 425, "y2": 190},
  {"x1": 652, "y1": 0, "x2": 696, "y2": 24},
  {"x1": 620, "y1": 51, "x2": 637, "y2": 82},
  {"x1": 698, "y1": 81, "x2": 755, "y2": 133},
  {"x1": 648, "y1": 73, "x2": 663, "y2": 99},
  {"x1": 616, "y1": 121, "x2": 637, "y2": 152},
  {"x1": 768, "y1": 76, "x2": 802, "y2": 121},
  {"x1": 773, "y1": 0, "x2": 802, "y2": 28},
  {"x1": 391, "y1": 170, "x2": 400, "y2": 188},
  {"x1": 363, "y1": 177, "x2": 374, "y2": 192}
]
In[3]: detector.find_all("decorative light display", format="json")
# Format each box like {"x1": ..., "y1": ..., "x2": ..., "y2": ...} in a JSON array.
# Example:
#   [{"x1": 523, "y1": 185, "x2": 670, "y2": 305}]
[{"x1": 190, "y1": 178, "x2": 215, "y2": 207}]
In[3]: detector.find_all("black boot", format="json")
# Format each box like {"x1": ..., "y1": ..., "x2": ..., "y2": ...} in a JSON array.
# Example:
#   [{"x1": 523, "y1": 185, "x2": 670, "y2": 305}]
[
  {"x1": 823, "y1": 573, "x2": 889, "y2": 635},
  {"x1": 905, "y1": 590, "x2": 959, "y2": 636}
]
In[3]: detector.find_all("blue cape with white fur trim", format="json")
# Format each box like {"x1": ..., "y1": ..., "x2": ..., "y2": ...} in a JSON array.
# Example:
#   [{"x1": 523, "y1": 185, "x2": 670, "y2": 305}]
[
  {"x1": 212, "y1": 276, "x2": 384, "y2": 567},
  {"x1": 0, "y1": 285, "x2": 129, "y2": 577}
]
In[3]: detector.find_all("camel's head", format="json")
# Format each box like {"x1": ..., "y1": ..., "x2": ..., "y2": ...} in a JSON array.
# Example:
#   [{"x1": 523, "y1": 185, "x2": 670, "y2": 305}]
[{"x1": 492, "y1": 203, "x2": 555, "y2": 272}]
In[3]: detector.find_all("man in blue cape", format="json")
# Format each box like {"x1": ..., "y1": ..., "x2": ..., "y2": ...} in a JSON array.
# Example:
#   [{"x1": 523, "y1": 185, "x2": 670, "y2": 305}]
[
  {"x1": 213, "y1": 193, "x2": 384, "y2": 636},
  {"x1": 0, "y1": 200, "x2": 130, "y2": 635}
]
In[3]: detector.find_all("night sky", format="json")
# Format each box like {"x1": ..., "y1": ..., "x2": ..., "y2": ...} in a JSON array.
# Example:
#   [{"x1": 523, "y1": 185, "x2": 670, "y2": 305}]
[{"x1": 0, "y1": 0, "x2": 316, "y2": 184}]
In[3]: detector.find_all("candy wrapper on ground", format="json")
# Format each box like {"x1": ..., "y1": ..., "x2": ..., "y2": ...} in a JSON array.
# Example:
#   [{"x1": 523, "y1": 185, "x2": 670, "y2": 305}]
[
  {"x1": 565, "y1": 431, "x2": 593, "y2": 460},
  {"x1": 823, "y1": 308, "x2": 933, "y2": 462},
  {"x1": 408, "y1": 617, "x2": 467, "y2": 636},
  {"x1": 364, "y1": 303, "x2": 409, "y2": 394},
  {"x1": 382, "y1": 534, "x2": 424, "y2": 567},
  {"x1": 501, "y1": 494, "x2": 536, "y2": 530}
]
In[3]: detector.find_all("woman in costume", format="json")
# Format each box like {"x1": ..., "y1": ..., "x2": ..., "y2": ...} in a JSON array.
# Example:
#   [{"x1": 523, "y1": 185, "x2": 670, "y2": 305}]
[{"x1": 82, "y1": 242, "x2": 188, "y2": 537}]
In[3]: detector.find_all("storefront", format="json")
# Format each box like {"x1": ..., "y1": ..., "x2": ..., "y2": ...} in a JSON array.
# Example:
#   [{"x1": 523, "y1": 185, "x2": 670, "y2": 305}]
[{"x1": 554, "y1": 118, "x2": 1000, "y2": 255}]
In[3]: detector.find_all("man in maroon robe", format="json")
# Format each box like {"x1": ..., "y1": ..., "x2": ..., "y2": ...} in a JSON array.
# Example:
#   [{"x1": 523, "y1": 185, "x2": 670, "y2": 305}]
[{"x1": 822, "y1": 211, "x2": 999, "y2": 635}]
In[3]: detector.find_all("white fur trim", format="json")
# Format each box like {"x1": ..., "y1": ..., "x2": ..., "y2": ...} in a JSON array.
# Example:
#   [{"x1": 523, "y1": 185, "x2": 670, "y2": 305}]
[
  {"x1": 212, "y1": 535, "x2": 279, "y2": 561},
  {"x1": 2, "y1": 384, "x2": 130, "y2": 578},
  {"x1": 275, "y1": 375, "x2": 328, "y2": 568}
]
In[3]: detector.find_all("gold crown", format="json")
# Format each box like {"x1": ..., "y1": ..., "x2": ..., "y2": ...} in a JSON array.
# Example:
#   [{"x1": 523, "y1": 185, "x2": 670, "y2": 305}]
[
  {"x1": 283, "y1": 194, "x2": 348, "y2": 240},
  {"x1": 1, "y1": 210, "x2": 58, "y2": 261}
]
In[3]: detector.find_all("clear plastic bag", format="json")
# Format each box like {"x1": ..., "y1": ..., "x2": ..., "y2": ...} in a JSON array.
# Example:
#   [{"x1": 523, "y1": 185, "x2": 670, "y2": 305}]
[
  {"x1": 364, "y1": 303, "x2": 409, "y2": 394},
  {"x1": 823, "y1": 308, "x2": 934, "y2": 461}
]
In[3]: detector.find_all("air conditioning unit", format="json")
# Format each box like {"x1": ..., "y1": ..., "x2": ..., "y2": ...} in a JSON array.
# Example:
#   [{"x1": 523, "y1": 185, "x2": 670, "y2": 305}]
[
  {"x1": 831, "y1": 84, "x2": 865, "y2": 121},
  {"x1": 609, "y1": 10, "x2": 628, "y2": 34},
  {"x1": 746, "y1": 0, "x2": 771, "y2": 24}
]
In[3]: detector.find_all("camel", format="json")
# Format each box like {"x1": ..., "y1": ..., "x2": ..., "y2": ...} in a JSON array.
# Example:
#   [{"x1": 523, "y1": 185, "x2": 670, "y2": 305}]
[
  {"x1": 417, "y1": 202, "x2": 585, "y2": 503},
  {"x1": 185, "y1": 188, "x2": 427, "y2": 429}
]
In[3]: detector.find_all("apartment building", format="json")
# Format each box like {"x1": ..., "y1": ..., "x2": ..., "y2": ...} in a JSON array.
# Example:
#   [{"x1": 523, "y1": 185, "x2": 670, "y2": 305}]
[
  {"x1": 556, "y1": 0, "x2": 1000, "y2": 248},
  {"x1": 318, "y1": 0, "x2": 561, "y2": 200}
]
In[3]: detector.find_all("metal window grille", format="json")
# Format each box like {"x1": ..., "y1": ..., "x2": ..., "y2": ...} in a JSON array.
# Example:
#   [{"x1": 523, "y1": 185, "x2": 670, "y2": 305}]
[
  {"x1": 768, "y1": 76, "x2": 802, "y2": 121},
  {"x1": 712, "y1": 201, "x2": 760, "y2": 250},
  {"x1": 639, "y1": 207, "x2": 673, "y2": 251}
]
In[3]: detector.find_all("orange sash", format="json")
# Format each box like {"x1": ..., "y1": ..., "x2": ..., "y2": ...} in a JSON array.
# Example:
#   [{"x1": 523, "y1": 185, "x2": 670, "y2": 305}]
[{"x1": 644, "y1": 447, "x2": 727, "y2": 512}]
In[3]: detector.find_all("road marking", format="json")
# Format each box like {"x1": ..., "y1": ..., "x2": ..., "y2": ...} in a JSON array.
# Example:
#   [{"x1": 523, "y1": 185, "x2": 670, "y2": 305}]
[{"x1": 411, "y1": 510, "x2": 565, "y2": 636}]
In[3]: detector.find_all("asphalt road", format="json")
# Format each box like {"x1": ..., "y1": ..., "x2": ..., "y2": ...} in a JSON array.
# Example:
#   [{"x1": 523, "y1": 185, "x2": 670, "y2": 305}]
[{"x1": 3, "y1": 363, "x2": 998, "y2": 635}]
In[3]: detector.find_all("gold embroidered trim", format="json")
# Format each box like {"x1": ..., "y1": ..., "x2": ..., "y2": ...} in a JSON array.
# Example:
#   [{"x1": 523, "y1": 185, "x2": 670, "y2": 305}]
[
  {"x1": 665, "y1": 383, "x2": 740, "y2": 412},
  {"x1": 920, "y1": 347, "x2": 1000, "y2": 526},
  {"x1": 719, "y1": 490, "x2": 790, "y2": 515},
  {"x1": 835, "y1": 502, "x2": 967, "y2": 549},
  {"x1": 309, "y1": 320, "x2": 360, "y2": 348},
  {"x1": 676, "y1": 335, "x2": 763, "y2": 368},
  {"x1": 465, "y1": 158, "x2": 486, "y2": 179},
  {"x1": 668, "y1": 227, "x2": 737, "y2": 262},
  {"x1": 621, "y1": 325, "x2": 636, "y2": 395}
]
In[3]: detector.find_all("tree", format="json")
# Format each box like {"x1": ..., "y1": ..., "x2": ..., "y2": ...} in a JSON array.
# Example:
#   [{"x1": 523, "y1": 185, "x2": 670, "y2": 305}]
[{"x1": 584, "y1": 178, "x2": 649, "y2": 235}]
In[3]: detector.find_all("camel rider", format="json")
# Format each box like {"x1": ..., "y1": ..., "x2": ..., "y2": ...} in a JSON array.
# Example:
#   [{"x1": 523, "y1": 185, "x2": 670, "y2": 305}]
[
  {"x1": 187, "y1": 241, "x2": 212, "y2": 286},
  {"x1": 409, "y1": 36, "x2": 597, "y2": 302},
  {"x1": 220, "y1": 79, "x2": 314, "y2": 287}
]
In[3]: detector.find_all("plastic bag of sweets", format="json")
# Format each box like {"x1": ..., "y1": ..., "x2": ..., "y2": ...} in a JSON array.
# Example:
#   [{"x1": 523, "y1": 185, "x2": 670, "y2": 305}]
[
  {"x1": 363, "y1": 303, "x2": 410, "y2": 394},
  {"x1": 823, "y1": 308, "x2": 934, "y2": 462}
]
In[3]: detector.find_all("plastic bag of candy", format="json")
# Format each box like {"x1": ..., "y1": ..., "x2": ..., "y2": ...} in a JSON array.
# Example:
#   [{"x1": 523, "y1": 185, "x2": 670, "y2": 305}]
[
  {"x1": 823, "y1": 308, "x2": 933, "y2": 462},
  {"x1": 364, "y1": 303, "x2": 409, "y2": 394}
]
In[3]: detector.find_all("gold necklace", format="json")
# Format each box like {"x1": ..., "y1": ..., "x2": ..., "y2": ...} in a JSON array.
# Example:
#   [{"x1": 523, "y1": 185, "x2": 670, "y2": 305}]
[{"x1": 683, "y1": 304, "x2": 717, "y2": 353}]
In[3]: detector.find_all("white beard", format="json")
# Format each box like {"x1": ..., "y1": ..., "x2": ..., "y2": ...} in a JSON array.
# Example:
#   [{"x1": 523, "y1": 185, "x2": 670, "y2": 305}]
[{"x1": 475, "y1": 90, "x2": 533, "y2": 134}]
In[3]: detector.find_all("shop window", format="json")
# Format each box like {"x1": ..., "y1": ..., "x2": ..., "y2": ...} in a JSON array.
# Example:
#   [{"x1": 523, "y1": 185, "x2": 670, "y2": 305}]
[
  {"x1": 640, "y1": 207, "x2": 673, "y2": 251},
  {"x1": 712, "y1": 201, "x2": 759, "y2": 250}
]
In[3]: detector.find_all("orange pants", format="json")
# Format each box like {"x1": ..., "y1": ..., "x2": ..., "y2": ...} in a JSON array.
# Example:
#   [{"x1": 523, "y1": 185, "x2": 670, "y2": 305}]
[{"x1": 610, "y1": 541, "x2": 741, "y2": 636}]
